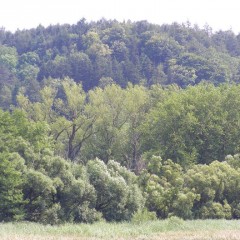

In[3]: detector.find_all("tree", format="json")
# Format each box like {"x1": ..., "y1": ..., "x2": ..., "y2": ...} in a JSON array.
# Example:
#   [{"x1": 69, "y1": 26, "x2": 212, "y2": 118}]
[
  {"x1": 0, "y1": 152, "x2": 24, "y2": 221},
  {"x1": 139, "y1": 155, "x2": 199, "y2": 219},
  {"x1": 185, "y1": 160, "x2": 240, "y2": 219},
  {"x1": 0, "y1": 45, "x2": 18, "y2": 108},
  {"x1": 83, "y1": 30, "x2": 112, "y2": 59},
  {"x1": 85, "y1": 84, "x2": 128, "y2": 163},
  {"x1": 142, "y1": 84, "x2": 240, "y2": 166},
  {"x1": 68, "y1": 52, "x2": 93, "y2": 89},
  {"x1": 124, "y1": 84, "x2": 149, "y2": 172},
  {"x1": 17, "y1": 78, "x2": 96, "y2": 161},
  {"x1": 144, "y1": 34, "x2": 183, "y2": 65},
  {"x1": 167, "y1": 59, "x2": 197, "y2": 87},
  {"x1": 53, "y1": 79, "x2": 99, "y2": 160},
  {"x1": 87, "y1": 159, "x2": 144, "y2": 221}
]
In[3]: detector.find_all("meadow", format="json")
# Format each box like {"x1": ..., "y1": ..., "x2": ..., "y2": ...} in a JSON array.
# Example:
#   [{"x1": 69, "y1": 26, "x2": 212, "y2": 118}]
[{"x1": 1, "y1": 219, "x2": 240, "y2": 240}]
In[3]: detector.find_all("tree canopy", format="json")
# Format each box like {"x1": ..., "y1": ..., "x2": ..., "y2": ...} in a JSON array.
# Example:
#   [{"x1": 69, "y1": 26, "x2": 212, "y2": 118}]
[{"x1": 1, "y1": 19, "x2": 240, "y2": 223}]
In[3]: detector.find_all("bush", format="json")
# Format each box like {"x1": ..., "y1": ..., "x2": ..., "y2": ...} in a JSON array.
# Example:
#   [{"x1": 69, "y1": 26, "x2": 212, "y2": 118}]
[
  {"x1": 199, "y1": 201, "x2": 232, "y2": 219},
  {"x1": 167, "y1": 216, "x2": 184, "y2": 229},
  {"x1": 131, "y1": 208, "x2": 157, "y2": 224},
  {"x1": 71, "y1": 202, "x2": 103, "y2": 223},
  {"x1": 87, "y1": 159, "x2": 144, "y2": 221},
  {"x1": 39, "y1": 203, "x2": 61, "y2": 225}
]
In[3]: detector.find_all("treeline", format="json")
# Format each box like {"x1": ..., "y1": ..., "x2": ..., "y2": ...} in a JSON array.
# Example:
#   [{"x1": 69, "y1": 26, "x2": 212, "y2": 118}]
[
  {"x1": 1, "y1": 19, "x2": 240, "y2": 109},
  {"x1": 2, "y1": 82, "x2": 240, "y2": 223}
]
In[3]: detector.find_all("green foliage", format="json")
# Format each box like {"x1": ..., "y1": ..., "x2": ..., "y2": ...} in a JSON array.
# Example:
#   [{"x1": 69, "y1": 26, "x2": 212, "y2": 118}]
[
  {"x1": 23, "y1": 169, "x2": 56, "y2": 222},
  {"x1": 166, "y1": 216, "x2": 184, "y2": 229},
  {"x1": 144, "y1": 34, "x2": 183, "y2": 64},
  {"x1": 0, "y1": 45, "x2": 19, "y2": 109},
  {"x1": 131, "y1": 208, "x2": 157, "y2": 224},
  {"x1": 39, "y1": 203, "x2": 61, "y2": 225},
  {"x1": 0, "y1": 152, "x2": 25, "y2": 221},
  {"x1": 0, "y1": 107, "x2": 145, "y2": 223},
  {"x1": 199, "y1": 201, "x2": 232, "y2": 219},
  {"x1": 167, "y1": 59, "x2": 197, "y2": 87},
  {"x1": 87, "y1": 159, "x2": 144, "y2": 221},
  {"x1": 3, "y1": 19, "x2": 240, "y2": 223},
  {"x1": 0, "y1": 45, "x2": 18, "y2": 70},
  {"x1": 142, "y1": 84, "x2": 240, "y2": 166},
  {"x1": 1, "y1": 19, "x2": 240, "y2": 102},
  {"x1": 140, "y1": 153, "x2": 240, "y2": 220},
  {"x1": 140, "y1": 155, "x2": 199, "y2": 219}
]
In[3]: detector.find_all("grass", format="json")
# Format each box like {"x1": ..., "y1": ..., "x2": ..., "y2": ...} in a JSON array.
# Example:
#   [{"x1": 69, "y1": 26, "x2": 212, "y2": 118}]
[{"x1": 0, "y1": 219, "x2": 240, "y2": 239}]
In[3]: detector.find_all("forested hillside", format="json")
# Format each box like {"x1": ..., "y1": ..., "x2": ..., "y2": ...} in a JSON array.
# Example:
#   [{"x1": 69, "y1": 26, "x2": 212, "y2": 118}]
[
  {"x1": 1, "y1": 20, "x2": 240, "y2": 223},
  {"x1": 1, "y1": 19, "x2": 240, "y2": 108}
]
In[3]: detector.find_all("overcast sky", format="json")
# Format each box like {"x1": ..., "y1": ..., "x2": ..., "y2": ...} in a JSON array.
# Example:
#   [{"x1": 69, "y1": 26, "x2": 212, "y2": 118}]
[{"x1": 1, "y1": 0, "x2": 239, "y2": 33}]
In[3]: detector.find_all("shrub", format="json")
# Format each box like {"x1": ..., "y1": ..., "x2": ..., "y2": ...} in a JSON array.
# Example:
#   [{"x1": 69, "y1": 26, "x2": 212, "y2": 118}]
[
  {"x1": 199, "y1": 201, "x2": 232, "y2": 219},
  {"x1": 131, "y1": 208, "x2": 157, "y2": 224},
  {"x1": 167, "y1": 216, "x2": 184, "y2": 229}
]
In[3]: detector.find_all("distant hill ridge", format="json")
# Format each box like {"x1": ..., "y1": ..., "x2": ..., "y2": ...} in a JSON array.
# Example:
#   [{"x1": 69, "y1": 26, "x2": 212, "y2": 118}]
[{"x1": 0, "y1": 19, "x2": 240, "y2": 108}]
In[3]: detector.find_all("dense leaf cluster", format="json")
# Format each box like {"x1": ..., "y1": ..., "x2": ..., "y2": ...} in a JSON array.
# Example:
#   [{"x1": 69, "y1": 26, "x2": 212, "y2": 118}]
[{"x1": 140, "y1": 155, "x2": 240, "y2": 219}]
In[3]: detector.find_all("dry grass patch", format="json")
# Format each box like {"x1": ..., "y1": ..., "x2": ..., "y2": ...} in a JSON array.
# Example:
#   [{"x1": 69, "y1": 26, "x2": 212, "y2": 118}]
[
  {"x1": 1, "y1": 220, "x2": 240, "y2": 240},
  {"x1": 2, "y1": 231, "x2": 240, "y2": 240}
]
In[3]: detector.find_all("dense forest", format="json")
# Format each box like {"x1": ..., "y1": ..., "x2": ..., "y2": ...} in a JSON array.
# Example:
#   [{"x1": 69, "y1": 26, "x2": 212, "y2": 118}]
[
  {"x1": 1, "y1": 18, "x2": 240, "y2": 108},
  {"x1": 1, "y1": 19, "x2": 240, "y2": 223}
]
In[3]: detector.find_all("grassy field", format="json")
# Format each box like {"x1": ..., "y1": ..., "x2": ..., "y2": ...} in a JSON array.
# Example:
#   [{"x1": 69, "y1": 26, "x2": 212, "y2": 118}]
[{"x1": 1, "y1": 218, "x2": 240, "y2": 240}]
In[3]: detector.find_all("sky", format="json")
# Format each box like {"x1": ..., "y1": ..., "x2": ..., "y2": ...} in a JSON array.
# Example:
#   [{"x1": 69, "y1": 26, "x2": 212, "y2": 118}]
[{"x1": 1, "y1": 0, "x2": 239, "y2": 33}]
